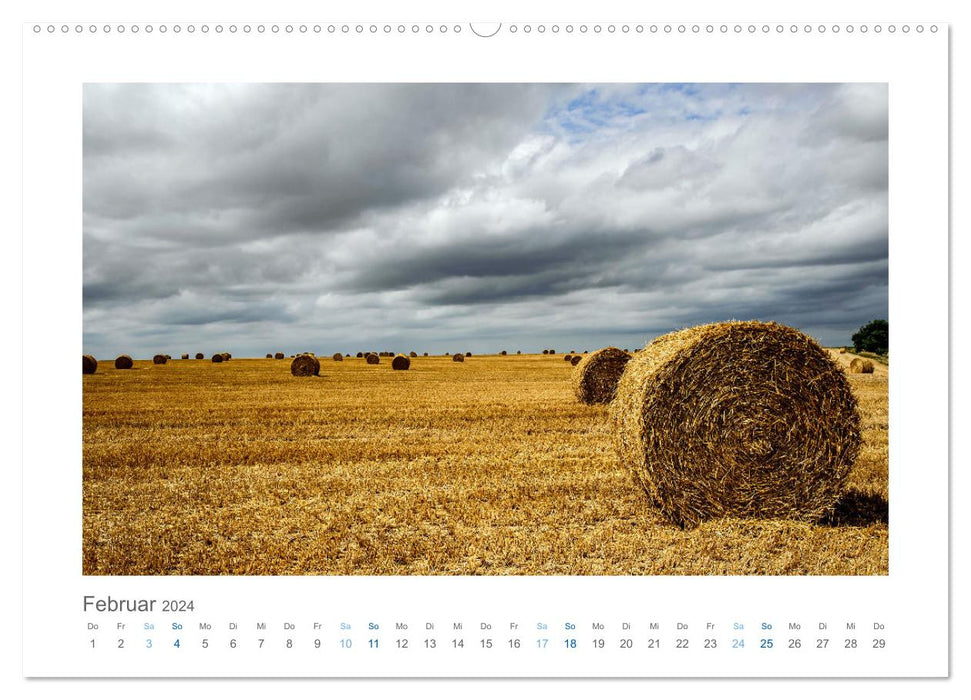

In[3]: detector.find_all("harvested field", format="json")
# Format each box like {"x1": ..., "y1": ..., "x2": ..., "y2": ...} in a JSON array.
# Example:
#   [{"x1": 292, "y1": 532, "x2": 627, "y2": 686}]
[{"x1": 82, "y1": 352, "x2": 888, "y2": 575}]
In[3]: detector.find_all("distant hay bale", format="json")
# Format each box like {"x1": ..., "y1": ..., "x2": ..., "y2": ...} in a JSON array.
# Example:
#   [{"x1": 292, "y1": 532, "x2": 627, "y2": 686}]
[
  {"x1": 291, "y1": 354, "x2": 321, "y2": 376},
  {"x1": 274, "y1": 352, "x2": 285, "y2": 360},
  {"x1": 356, "y1": 352, "x2": 364, "y2": 358},
  {"x1": 452, "y1": 353, "x2": 465, "y2": 363},
  {"x1": 571, "y1": 347, "x2": 632, "y2": 404},
  {"x1": 211, "y1": 354, "x2": 223, "y2": 363},
  {"x1": 550, "y1": 349, "x2": 556, "y2": 354},
  {"x1": 542, "y1": 350, "x2": 549, "y2": 355},
  {"x1": 849, "y1": 357, "x2": 874, "y2": 374},
  {"x1": 114, "y1": 355, "x2": 133, "y2": 370},
  {"x1": 571, "y1": 355, "x2": 581, "y2": 366},
  {"x1": 153, "y1": 354, "x2": 168, "y2": 365},
  {"x1": 332, "y1": 352, "x2": 343, "y2": 361},
  {"x1": 366, "y1": 353, "x2": 380, "y2": 365},
  {"x1": 392, "y1": 354, "x2": 411, "y2": 370},
  {"x1": 165, "y1": 354, "x2": 172, "y2": 360},
  {"x1": 839, "y1": 348, "x2": 847, "y2": 354},
  {"x1": 423, "y1": 352, "x2": 429, "y2": 356},
  {"x1": 465, "y1": 352, "x2": 472, "y2": 357},
  {"x1": 220, "y1": 353, "x2": 231, "y2": 361},
  {"x1": 570, "y1": 350, "x2": 577, "y2": 354},
  {"x1": 517, "y1": 350, "x2": 521, "y2": 355},
  {"x1": 182, "y1": 354, "x2": 190, "y2": 360},
  {"x1": 82, "y1": 355, "x2": 97, "y2": 374},
  {"x1": 500, "y1": 350, "x2": 507, "y2": 356},
  {"x1": 266, "y1": 353, "x2": 273, "y2": 359},
  {"x1": 564, "y1": 354, "x2": 573, "y2": 362},
  {"x1": 613, "y1": 321, "x2": 861, "y2": 529},
  {"x1": 195, "y1": 353, "x2": 204, "y2": 360},
  {"x1": 410, "y1": 351, "x2": 418, "y2": 357}
]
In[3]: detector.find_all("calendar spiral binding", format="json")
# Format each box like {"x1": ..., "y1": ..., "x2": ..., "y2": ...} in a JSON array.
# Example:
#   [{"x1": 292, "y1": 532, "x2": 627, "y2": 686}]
[{"x1": 30, "y1": 22, "x2": 940, "y2": 36}]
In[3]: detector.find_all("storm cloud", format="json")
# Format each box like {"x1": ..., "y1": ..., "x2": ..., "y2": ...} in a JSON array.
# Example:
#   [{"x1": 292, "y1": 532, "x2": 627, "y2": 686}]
[{"x1": 83, "y1": 83, "x2": 887, "y2": 357}]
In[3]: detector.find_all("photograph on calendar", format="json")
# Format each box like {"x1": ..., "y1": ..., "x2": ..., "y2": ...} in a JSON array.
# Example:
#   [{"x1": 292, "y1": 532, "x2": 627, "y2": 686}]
[{"x1": 81, "y1": 83, "x2": 888, "y2": 576}]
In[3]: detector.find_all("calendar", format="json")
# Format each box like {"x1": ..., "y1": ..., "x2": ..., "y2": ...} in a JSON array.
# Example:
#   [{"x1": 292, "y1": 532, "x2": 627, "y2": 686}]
[{"x1": 19, "y1": 1, "x2": 950, "y2": 685}]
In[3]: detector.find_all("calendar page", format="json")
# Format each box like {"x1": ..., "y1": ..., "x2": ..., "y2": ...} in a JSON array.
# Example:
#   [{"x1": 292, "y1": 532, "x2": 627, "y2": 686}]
[{"x1": 19, "y1": 0, "x2": 951, "y2": 686}]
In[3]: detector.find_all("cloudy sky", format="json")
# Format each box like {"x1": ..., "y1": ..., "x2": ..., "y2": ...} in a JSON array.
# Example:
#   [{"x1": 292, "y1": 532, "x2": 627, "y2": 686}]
[{"x1": 83, "y1": 83, "x2": 887, "y2": 357}]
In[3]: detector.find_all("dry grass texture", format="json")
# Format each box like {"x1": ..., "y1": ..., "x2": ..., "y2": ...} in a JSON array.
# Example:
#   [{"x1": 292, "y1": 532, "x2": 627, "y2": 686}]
[
  {"x1": 291, "y1": 355, "x2": 321, "y2": 377},
  {"x1": 613, "y1": 322, "x2": 862, "y2": 529},
  {"x1": 850, "y1": 358, "x2": 875, "y2": 374},
  {"x1": 83, "y1": 351, "x2": 887, "y2": 575},
  {"x1": 571, "y1": 347, "x2": 632, "y2": 405},
  {"x1": 83, "y1": 355, "x2": 97, "y2": 374}
]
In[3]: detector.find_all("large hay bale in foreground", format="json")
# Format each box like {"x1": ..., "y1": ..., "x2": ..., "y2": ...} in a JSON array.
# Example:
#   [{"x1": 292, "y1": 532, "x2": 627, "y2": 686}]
[
  {"x1": 114, "y1": 355, "x2": 133, "y2": 370},
  {"x1": 153, "y1": 354, "x2": 168, "y2": 365},
  {"x1": 332, "y1": 352, "x2": 343, "y2": 361},
  {"x1": 195, "y1": 353, "x2": 204, "y2": 360},
  {"x1": 452, "y1": 353, "x2": 465, "y2": 363},
  {"x1": 613, "y1": 321, "x2": 861, "y2": 528},
  {"x1": 849, "y1": 357, "x2": 874, "y2": 374},
  {"x1": 211, "y1": 354, "x2": 223, "y2": 363},
  {"x1": 571, "y1": 347, "x2": 631, "y2": 404},
  {"x1": 291, "y1": 354, "x2": 320, "y2": 376},
  {"x1": 366, "y1": 353, "x2": 380, "y2": 365},
  {"x1": 82, "y1": 355, "x2": 97, "y2": 374},
  {"x1": 392, "y1": 354, "x2": 411, "y2": 370}
]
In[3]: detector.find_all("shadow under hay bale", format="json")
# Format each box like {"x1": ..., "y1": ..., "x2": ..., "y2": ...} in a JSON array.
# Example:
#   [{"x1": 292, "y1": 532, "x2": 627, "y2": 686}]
[
  {"x1": 819, "y1": 489, "x2": 889, "y2": 527},
  {"x1": 83, "y1": 355, "x2": 97, "y2": 374},
  {"x1": 291, "y1": 354, "x2": 320, "y2": 376},
  {"x1": 153, "y1": 355, "x2": 168, "y2": 365},
  {"x1": 572, "y1": 347, "x2": 632, "y2": 404},
  {"x1": 114, "y1": 355, "x2": 133, "y2": 370},
  {"x1": 452, "y1": 353, "x2": 465, "y2": 363},
  {"x1": 849, "y1": 357, "x2": 875, "y2": 374},
  {"x1": 392, "y1": 354, "x2": 411, "y2": 370},
  {"x1": 613, "y1": 321, "x2": 861, "y2": 529},
  {"x1": 366, "y1": 353, "x2": 380, "y2": 365}
]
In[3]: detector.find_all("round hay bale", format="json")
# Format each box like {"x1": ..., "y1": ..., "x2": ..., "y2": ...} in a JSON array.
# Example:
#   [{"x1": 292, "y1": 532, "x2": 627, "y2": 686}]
[
  {"x1": 550, "y1": 349, "x2": 556, "y2": 354},
  {"x1": 266, "y1": 353, "x2": 273, "y2": 358},
  {"x1": 500, "y1": 350, "x2": 507, "y2": 356},
  {"x1": 542, "y1": 349, "x2": 549, "y2": 355},
  {"x1": 392, "y1": 354, "x2": 411, "y2": 370},
  {"x1": 612, "y1": 321, "x2": 861, "y2": 528},
  {"x1": 517, "y1": 350, "x2": 522, "y2": 355},
  {"x1": 356, "y1": 352, "x2": 364, "y2": 358},
  {"x1": 195, "y1": 353, "x2": 204, "y2": 360},
  {"x1": 82, "y1": 355, "x2": 97, "y2": 374},
  {"x1": 366, "y1": 353, "x2": 380, "y2": 365},
  {"x1": 211, "y1": 354, "x2": 223, "y2": 363},
  {"x1": 114, "y1": 355, "x2": 133, "y2": 370},
  {"x1": 291, "y1": 354, "x2": 320, "y2": 376},
  {"x1": 564, "y1": 354, "x2": 573, "y2": 362},
  {"x1": 571, "y1": 355, "x2": 582, "y2": 366},
  {"x1": 849, "y1": 357, "x2": 874, "y2": 374},
  {"x1": 220, "y1": 353, "x2": 231, "y2": 361},
  {"x1": 274, "y1": 352, "x2": 285, "y2": 360},
  {"x1": 332, "y1": 352, "x2": 343, "y2": 361},
  {"x1": 465, "y1": 352, "x2": 472, "y2": 357},
  {"x1": 571, "y1": 347, "x2": 631, "y2": 404},
  {"x1": 182, "y1": 353, "x2": 190, "y2": 360},
  {"x1": 410, "y1": 351, "x2": 418, "y2": 357},
  {"x1": 452, "y1": 353, "x2": 465, "y2": 363},
  {"x1": 423, "y1": 352, "x2": 428, "y2": 357},
  {"x1": 153, "y1": 354, "x2": 168, "y2": 365}
]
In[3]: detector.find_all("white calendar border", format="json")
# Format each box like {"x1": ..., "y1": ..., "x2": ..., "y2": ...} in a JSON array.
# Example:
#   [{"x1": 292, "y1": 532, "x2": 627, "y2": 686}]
[{"x1": 17, "y1": 0, "x2": 952, "y2": 687}]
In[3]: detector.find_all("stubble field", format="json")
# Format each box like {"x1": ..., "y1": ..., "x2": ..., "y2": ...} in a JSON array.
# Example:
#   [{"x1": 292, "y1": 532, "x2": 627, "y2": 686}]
[{"x1": 82, "y1": 351, "x2": 888, "y2": 576}]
